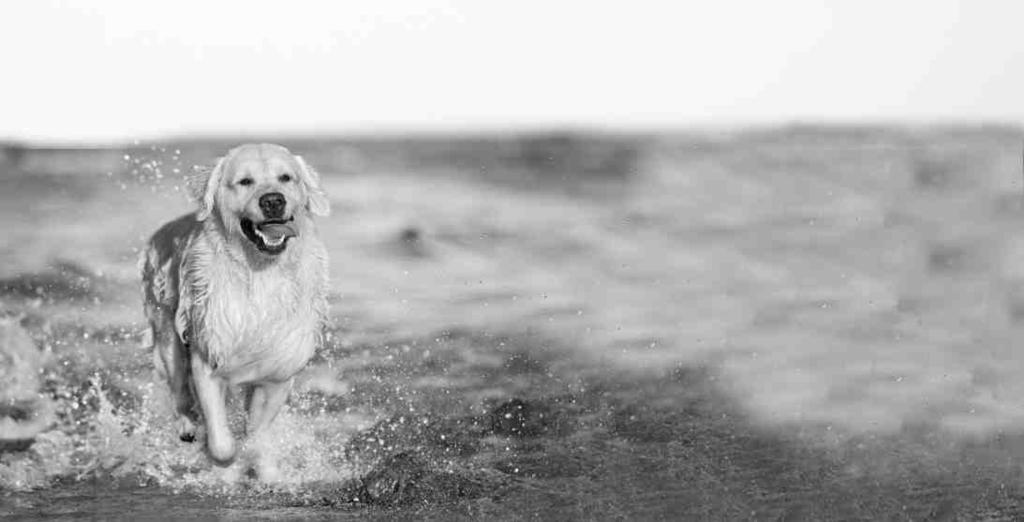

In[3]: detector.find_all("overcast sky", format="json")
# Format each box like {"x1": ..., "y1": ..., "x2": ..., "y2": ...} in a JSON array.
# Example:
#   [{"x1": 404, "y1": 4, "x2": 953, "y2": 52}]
[{"x1": 1, "y1": 1, "x2": 1021, "y2": 142}]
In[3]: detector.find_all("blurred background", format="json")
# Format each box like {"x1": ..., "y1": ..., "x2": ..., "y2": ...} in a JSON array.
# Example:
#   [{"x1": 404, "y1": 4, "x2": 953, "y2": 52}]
[{"x1": 4, "y1": 1, "x2": 1024, "y2": 519}]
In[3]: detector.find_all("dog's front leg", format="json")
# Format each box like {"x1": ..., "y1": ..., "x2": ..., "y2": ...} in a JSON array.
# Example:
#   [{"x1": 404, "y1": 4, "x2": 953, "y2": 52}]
[
  {"x1": 246, "y1": 379, "x2": 291, "y2": 436},
  {"x1": 242, "y1": 379, "x2": 291, "y2": 480},
  {"x1": 190, "y1": 352, "x2": 235, "y2": 464}
]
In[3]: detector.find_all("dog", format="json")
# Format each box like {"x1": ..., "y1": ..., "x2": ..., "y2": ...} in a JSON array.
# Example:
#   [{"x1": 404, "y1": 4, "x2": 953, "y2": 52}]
[{"x1": 140, "y1": 143, "x2": 330, "y2": 472}]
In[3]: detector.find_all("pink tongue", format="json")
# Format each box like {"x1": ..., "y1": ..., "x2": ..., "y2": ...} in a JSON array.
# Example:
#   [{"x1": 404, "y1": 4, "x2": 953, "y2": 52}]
[{"x1": 257, "y1": 222, "x2": 298, "y2": 241}]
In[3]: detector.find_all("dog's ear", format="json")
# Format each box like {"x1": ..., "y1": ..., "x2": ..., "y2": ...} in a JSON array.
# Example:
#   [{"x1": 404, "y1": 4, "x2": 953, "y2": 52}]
[
  {"x1": 295, "y1": 156, "x2": 330, "y2": 217},
  {"x1": 187, "y1": 156, "x2": 226, "y2": 221}
]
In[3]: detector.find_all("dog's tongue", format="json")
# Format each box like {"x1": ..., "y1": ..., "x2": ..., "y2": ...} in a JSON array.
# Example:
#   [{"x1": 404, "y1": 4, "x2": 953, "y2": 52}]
[{"x1": 257, "y1": 221, "x2": 298, "y2": 241}]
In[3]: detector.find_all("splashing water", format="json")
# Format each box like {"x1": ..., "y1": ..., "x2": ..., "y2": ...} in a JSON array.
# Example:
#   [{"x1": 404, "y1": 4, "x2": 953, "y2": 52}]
[{"x1": 0, "y1": 369, "x2": 373, "y2": 493}]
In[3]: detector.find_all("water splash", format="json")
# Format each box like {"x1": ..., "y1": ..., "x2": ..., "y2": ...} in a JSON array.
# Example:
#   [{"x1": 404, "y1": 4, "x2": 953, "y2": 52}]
[{"x1": 0, "y1": 371, "x2": 370, "y2": 494}]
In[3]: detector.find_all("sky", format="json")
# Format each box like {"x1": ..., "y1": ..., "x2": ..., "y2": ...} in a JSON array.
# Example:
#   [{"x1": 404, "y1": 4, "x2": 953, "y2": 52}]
[{"x1": 0, "y1": 0, "x2": 1022, "y2": 143}]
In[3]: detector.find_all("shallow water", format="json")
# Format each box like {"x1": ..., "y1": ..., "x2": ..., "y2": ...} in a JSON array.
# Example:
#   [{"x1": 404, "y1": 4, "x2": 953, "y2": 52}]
[{"x1": 4, "y1": 128, "x2": 1024, "y2": 519}]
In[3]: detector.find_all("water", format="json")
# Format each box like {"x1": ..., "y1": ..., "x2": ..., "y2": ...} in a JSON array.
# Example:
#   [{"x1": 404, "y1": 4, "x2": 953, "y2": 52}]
[{"x1": 3, "y1": 127, "x2": 1024, "y2": 519}]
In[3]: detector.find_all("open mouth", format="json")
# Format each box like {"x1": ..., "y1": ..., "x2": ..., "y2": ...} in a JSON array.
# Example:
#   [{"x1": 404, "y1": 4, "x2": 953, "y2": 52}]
[{"x1": 240, "y1": 217, "x2": 298, "y2": 255}]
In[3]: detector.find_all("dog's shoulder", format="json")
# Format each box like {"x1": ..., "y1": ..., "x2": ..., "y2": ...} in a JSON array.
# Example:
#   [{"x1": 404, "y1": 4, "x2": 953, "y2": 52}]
[
  {"x1": 295, "y1": 235, "x2": 330, "y2": 336},
  {"x1": 304, "y1": 235, "x2": 330, "y2": 281}
]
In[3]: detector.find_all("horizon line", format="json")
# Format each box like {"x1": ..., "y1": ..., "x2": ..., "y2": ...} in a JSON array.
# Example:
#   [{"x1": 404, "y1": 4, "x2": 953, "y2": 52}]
[{"x1": 4, "y1": 118, "x2": 1023, "y2": 149}]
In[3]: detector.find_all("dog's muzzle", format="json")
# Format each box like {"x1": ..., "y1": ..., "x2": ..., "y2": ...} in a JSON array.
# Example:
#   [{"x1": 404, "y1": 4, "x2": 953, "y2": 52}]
[
  {"x1": 259, "y1": 192, "x2": 287, "y2": 219},
  {"x1": 241, "y1": 216, "x2": 298, "y2": 255}
]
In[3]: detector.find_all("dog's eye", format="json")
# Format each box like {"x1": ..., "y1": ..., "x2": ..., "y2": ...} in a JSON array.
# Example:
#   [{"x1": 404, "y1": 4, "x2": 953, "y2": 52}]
[
  {"x1": 278, "y1": 173, "x2": 292, "y2": 183},
  {"x1": 238, "y1": 178, "x2": 254, "y2": 187}
]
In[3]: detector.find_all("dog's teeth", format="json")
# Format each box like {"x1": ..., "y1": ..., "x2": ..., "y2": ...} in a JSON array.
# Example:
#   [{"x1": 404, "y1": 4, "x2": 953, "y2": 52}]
[
  {"x1": 254, "y1": 227, "x2": 284, "y2": 247},
  {"x1": 255, "y1": 228, "x2": 283, "y2": 246}
]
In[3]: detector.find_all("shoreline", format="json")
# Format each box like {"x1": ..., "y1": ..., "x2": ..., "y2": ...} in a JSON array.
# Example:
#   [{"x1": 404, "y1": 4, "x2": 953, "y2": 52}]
[{"x1": 5, "y1": 325, "x2": 1024, "y2": 520}]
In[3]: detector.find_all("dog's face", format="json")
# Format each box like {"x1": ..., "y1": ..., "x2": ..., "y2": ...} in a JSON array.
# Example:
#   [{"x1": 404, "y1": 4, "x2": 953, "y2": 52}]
[{"x1": 191, "y1": 144, "x2": 330, "y2": 256}]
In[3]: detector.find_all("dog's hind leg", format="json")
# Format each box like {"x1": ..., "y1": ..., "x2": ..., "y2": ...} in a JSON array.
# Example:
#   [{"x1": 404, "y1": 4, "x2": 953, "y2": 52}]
[
  {"x1": 150, "y1": 316, "x2": 198, "y2": 442},
  {"x1": 191, "y1": 352, "x2": 235, "y2": 464},
  {"x1": 141, "y1": 242, "x2": 199, "y2": 444}
]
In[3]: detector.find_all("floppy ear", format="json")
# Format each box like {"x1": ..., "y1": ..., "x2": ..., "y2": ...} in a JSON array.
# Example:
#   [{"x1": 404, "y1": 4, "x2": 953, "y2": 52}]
[
  {"x1": 187, "y1": 156, "x2": 226, "y2": 221},
  {"x1": 295, "y1": 155, "x2": 331, "y2": 217}
]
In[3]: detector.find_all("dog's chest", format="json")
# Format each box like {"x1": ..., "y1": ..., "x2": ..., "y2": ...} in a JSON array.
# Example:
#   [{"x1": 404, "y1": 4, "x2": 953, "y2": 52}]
[
  {"x1": 212, "y1": 271, "x2": 298, "y2": 332},
  {"x1": 199, "y1": 263, "x2": 318, "y2": 379}
]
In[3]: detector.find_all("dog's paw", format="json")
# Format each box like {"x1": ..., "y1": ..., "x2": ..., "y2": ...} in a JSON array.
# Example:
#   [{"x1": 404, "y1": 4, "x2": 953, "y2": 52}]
[
  {"x1": 237, "y1": 441, "x2": 282, "y2": 483},
  {"x1": 245, "y1": 455, "x2": 281, "y2": 483},
  {"x1": 175, "y1": 416, "x2": 197, "y2": 443}
]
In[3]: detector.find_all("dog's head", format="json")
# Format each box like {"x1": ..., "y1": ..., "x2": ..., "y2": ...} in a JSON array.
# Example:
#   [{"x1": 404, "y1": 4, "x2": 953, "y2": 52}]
[{"x1": 189, "y1": 143, "x2": 330, "y2": 257}]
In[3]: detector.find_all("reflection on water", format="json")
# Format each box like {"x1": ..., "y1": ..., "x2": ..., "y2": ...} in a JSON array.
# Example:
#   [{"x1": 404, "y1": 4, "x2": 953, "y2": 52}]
[{"x1": 3, "y1": 127, "x2": 1024, "y2": 517}]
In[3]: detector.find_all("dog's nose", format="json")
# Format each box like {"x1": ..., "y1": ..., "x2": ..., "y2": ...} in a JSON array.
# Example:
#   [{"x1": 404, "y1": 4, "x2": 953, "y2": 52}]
[{"x1": 259, "y1": 192, "x2": 286, "y2": 219}]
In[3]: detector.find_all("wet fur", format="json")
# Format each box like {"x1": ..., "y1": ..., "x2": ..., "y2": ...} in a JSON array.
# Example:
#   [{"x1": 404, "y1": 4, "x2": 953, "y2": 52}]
[{"x1": 140, "y1": 144, "x2": 329, "y2": 471}]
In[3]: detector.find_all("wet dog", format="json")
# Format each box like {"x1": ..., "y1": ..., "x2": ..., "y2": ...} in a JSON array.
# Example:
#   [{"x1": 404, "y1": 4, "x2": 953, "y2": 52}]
[{"x1": 140, "y1": 144, "x2": 330, "y2": 473}]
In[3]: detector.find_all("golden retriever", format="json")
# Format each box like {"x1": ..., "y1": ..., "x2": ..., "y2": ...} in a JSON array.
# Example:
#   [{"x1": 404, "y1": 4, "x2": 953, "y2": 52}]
[{"x1": 140, "y1": 143, "x2": 329, "y2": 473}]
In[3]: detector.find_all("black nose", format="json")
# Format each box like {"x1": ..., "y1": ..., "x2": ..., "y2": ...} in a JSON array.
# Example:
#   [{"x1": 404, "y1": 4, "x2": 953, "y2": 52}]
[{"x1": 259, "y1": 192, "x2": 286, "y2": 219}]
